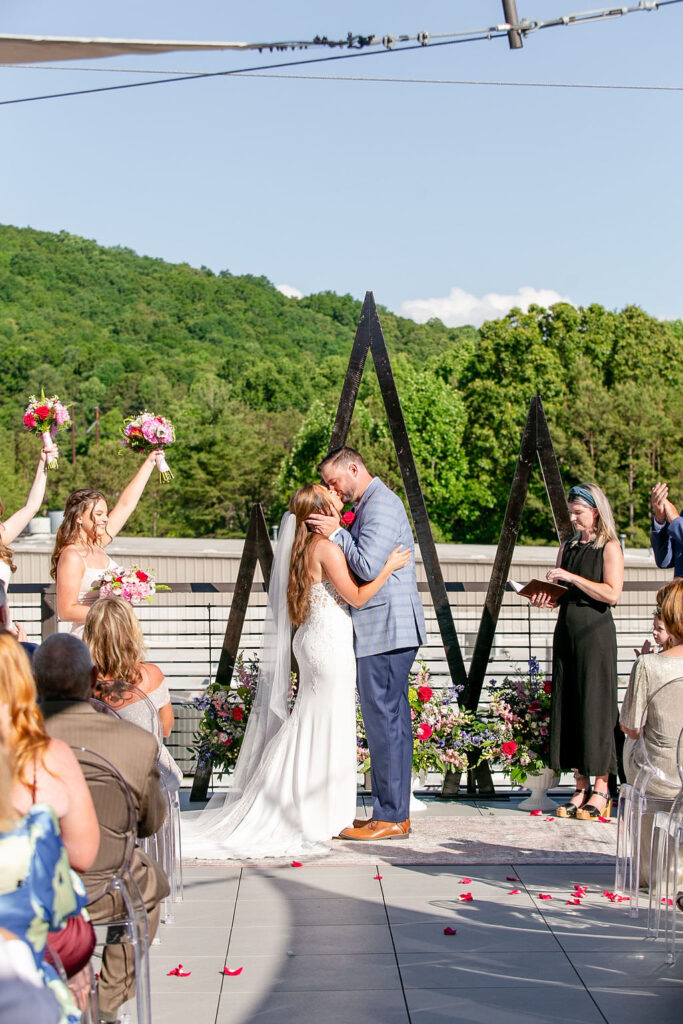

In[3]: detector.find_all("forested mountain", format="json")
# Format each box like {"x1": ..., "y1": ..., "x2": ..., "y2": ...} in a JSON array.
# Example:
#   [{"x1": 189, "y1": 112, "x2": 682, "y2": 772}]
[{"x1": 1, "y1": 223, "x2": 681, "y2": 545}]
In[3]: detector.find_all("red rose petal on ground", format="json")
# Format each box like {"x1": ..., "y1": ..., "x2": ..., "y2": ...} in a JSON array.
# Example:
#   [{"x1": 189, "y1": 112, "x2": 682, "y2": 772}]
[
  {"x1": 222, "y1": 967, "x2": 243, "y2": 976},
  {"x1": 168, "y1": 964, "x2": 191, "y2": 976},
  {"x1": 458, "y1": 892, "x2": 473, "y2": 902},
  {"x1": 597, "y1": 816, "x2": 612, "y2": 823},
  {"x1": 374, "y1": 874, "x2": 383, "y2": 880},
  {"x1": 291, "y1": 861, "x2": 302, "y2": 867},
  {"x1": 530, "y1": 809, "x2": 543, "y2": 816},
  {"x1": 545, "y1": 817, "x2": 555, "y2": 821},
  {"x1": 538, "y1": 893, "x2": 553, "y2": 900},
  {"x1": 508, "y1": 889, "x2": 521, "y2": 895},
  {"x1": 567, "y1": 898, "x2": 581, "y2": 905},
  {"x1": 506, "y1": 877, "x2": 520, "y2": 882},
  {"x1": 458, "y1": 878, "x2": 472, "y2": 884},
  {"x1": 443, "y1": 927, "x2": 457, "y2": 935},
  {"x1": 661, "y1": 898, "x2": 674, "y2": 906}
]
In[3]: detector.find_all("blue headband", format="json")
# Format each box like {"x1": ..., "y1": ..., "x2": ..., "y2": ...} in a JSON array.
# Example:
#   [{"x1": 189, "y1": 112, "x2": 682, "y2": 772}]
[{"x1": 568, "y1": 485, "x2": 597, "y2": 508}]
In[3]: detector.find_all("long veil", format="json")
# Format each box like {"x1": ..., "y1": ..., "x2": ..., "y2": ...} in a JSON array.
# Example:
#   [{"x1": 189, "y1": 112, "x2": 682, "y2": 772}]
[{"x1": 198, "y1": 510, "x2": 296, "y2": 818}]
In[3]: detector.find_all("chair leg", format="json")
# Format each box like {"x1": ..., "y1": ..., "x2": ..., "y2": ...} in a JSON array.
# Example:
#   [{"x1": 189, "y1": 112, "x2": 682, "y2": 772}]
[
  {"x1": 615, "y1": 784, "x2": 632, "y2": 893},
  {"x1": 172, "y1": 791, "x2": 183, "y2": 903}
]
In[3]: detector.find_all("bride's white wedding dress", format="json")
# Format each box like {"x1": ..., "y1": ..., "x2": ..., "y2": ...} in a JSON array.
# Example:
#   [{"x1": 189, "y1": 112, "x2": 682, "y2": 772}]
[{"x1": 183, "y1": 579, "x2": 358, "y2": 860}]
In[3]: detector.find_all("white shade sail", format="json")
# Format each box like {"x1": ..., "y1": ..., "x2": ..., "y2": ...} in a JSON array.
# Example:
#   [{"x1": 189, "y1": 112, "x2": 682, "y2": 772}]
[{"x1": 0, "y1": 33, "x2": 315, "y2": 65}]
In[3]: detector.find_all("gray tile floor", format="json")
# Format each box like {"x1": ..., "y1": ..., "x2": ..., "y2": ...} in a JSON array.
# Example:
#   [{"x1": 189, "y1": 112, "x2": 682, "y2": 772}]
[{"x1": 123, "y1": 795, "x2": 682, "y2": 1024}]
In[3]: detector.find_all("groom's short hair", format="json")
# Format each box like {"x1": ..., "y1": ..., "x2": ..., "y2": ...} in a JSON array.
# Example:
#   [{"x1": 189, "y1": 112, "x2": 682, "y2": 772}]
[{"x1": 317, "y1": 446, "x2": 365, "y2": 475}]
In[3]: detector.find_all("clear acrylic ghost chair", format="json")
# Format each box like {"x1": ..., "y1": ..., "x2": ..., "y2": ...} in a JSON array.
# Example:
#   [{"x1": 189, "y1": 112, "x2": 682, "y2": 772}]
[
  {"x1": 614, "y1": 677, "x2": 683, "y2": 917},
  {"x1": 647, "y1": 726, "x2": 683, "y2": 962},
  {"x1": 102, "y1": 682, "x2": 183, "y2": 918},
  {"x1": 46, "y1": 938, "x2": 98, "y2": 1024},
  {"x1": 71, "y1": 746, "x2": 151, "y2": 1024}
]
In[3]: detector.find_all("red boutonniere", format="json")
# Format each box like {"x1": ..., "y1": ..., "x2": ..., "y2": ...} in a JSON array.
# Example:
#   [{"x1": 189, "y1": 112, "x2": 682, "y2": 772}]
[{"x1": 341, "y1": 510, "x2": 356, "y2": 527}]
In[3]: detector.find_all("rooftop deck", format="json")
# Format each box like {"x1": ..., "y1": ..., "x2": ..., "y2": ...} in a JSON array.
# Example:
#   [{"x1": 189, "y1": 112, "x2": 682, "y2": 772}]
[{"x1": 117, "y1": 790, "x2": 682, "y2": 1024}]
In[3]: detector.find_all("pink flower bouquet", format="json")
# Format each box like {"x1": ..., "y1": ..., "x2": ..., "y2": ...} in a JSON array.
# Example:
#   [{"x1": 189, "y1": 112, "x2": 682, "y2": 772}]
[
  {"x1": 90, "y1": 565, "x2": 169, "y2": 605},
  {"x1": 23, "y1": 393, "x2": 71, "y2": 468},
  {"x1": 121, "y1": 410, "x2": 175, "y2": 482}
]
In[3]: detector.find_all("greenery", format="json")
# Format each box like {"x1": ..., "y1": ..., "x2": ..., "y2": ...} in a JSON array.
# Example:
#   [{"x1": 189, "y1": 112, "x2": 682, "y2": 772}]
[{"x1": 1, "y1": 223, "x2": 683, "y2": 545}]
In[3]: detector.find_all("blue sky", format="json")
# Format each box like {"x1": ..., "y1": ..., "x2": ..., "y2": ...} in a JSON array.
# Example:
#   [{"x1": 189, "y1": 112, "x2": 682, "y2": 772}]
[{"x1": 1, "y1": 0, "x2": 682, "y2": 326}]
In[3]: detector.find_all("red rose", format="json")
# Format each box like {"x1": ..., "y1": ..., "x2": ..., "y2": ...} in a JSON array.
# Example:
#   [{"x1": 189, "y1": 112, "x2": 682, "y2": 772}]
[
  {"x1": 341, "y1": 511, "x2": 356, "y2": 526},
  {"x1": 528, "y1": 700, "x2": 541, "y2": 713},
  {"x1": 417, "y1": 685, "x2": 433, "y2": 703},
  {"x1": 416, "y1": 723, "x2": 432, "y2": 741},
  {"x1": 543, "y1": 681, "x2": 552, "y2": 694},
  {"x1": 23, "y1": 412, "x2": 36, "y2": 429},
  {"x1": 128, "y1": 426, "x2": 143, "y2": 437},
  {"x1": 232, "y1": 708, "x2": 244, "y2": 721},
  {"x1": 502, "y1": 740, "x2": 518, "y2": 756},
  {"x1": 35, "y1": 405, "x2": 50, "y2": 420},
  {"x1": 115, "y1": 576, "x2": 124, "y2": 584},
  {"x1": 135, "y1": 570, "x2": 148, "y2": 582}
]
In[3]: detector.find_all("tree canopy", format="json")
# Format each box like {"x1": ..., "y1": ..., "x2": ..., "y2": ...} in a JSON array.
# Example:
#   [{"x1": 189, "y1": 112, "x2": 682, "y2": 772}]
[{"x1": 1, "y1": 223, "x2": 681, "y2": 546}]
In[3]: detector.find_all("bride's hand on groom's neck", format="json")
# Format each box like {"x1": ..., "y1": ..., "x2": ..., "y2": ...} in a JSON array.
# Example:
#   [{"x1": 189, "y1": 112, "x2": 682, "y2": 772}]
[{"x1": 306, "y1": 511, "x2": 340, "y2": 537}]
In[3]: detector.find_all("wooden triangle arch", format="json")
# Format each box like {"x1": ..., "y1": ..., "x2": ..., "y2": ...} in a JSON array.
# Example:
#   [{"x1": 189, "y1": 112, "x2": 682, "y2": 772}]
[
  {"x1": 328, "y1": 294, "x2": 572, "y2": 794},
  {"x1": 190, "y1": 502, "x2": 273, "y2": 800}
]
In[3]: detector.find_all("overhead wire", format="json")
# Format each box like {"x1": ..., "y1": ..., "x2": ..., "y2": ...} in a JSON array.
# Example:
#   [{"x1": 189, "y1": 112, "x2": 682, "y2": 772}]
[
  {"x1": 5, "y1": 64, "x2": 683, "y2": 93},
  {"x1": 0, "y1": 0, "x2": 682, "y2": 107}
]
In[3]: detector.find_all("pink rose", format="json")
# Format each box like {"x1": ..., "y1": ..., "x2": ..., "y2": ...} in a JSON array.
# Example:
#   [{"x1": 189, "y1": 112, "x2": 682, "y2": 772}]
[
  {"x1": 417, "y1": 723, "x2": 432, "y2": 741},
  {"x1": 417, "y1": 685, "x2": 433, "y2": 703},
  {"x1": 23, "y1": 412, "x2": 36, "y2": 429},
  {"x1": 35, "y1": 405, "x2": 50, "y2": 421},
  {"x1": 502, "y1": 740, "x2": 518, "y2": 757},
  {"x1": 341, "y1": 511, "x2": 356, "y2": 526}
]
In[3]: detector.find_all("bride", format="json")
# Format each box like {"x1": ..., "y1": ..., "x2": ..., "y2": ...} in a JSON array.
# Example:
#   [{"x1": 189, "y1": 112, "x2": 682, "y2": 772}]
[{"x1": 183, "y1": 483, "x2": 410, "y2": 860}]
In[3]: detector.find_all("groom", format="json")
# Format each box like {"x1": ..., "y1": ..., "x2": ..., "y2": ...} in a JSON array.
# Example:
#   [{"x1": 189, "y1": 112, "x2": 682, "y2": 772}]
[{"x1": 309, "y1": 446, "x2": 426, "y2": 840}]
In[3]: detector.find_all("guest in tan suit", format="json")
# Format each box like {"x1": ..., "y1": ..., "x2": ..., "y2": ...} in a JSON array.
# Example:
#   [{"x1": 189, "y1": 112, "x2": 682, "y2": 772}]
[{"x1": 34, "y1": 634, "x2": 169, "y2": 1023}]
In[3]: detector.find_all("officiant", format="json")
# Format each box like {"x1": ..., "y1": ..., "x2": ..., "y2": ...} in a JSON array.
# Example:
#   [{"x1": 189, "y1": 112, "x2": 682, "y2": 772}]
[{"x1": 531, "y1": 483, "x2": 623, "y2": 820}]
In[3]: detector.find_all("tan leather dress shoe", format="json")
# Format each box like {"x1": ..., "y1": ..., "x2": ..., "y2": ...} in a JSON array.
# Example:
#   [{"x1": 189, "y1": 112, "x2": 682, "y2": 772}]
[{"x1": 339, "y1": 819, "x2": 411, "y2": 841}]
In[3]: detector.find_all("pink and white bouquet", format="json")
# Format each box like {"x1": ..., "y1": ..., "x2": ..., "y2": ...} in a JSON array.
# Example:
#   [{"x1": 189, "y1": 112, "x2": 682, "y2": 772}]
[
  {"x1": 121, "y1": 410, "x2": 175, "y2": 482},
  {"x1": 90, "y1": 565, "x2": 169, "y2": 605},
  {"x1": 23, "y1": 393, "x2": 71, "y2": 468}
]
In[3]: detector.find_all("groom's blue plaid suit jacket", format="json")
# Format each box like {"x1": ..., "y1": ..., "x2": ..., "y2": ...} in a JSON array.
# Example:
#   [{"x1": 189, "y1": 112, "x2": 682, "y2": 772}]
[{"x1": 333, "y1": 477, "x2": 426, "y2": 658}]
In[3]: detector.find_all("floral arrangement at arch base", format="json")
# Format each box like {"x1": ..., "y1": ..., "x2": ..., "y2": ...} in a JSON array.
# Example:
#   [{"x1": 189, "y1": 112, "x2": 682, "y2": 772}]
[
  {"x1": 487, "y1": 657, "x2": 552, "y2": 785},
  {"x1": 191, "y1": 654, "x2": 297, "y2": 779},
  {"x1": 356, "y1": 662, "x2": 506, "y2": 779}
]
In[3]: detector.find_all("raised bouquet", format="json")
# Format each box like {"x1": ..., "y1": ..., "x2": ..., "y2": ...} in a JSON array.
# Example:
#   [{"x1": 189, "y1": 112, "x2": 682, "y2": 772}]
[
  {"x1": 121, "y1": 410, "x2": 175, "y2": 482},
  {"x1": 90, "y1": 565, "x2": 169, "y2": 605},
  {"x1": 23, "y1": 393, "x2": 71, "y2": 468}
]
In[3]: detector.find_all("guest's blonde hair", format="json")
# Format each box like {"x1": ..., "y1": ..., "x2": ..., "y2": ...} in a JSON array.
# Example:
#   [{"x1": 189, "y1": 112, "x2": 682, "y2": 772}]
[
  {"x1": 656, "y1": 578, "x2": 683, "y2": 644},
  {"x1": 0, "y1": 633, "x2": 51, "y2": 788},
  {"x1": 83, "y1": 596, "x2": 144, "y2": 687},
  {"x1": 568, "y1": 482, "x2": 619, "y2": 549}
]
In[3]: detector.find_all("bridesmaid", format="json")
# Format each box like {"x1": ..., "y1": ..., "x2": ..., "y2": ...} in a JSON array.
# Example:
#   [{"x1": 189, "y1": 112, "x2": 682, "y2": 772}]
[
  {"x1": 52, "y1": 451, "x2": 161, "y2": 637},
  {"x1": 0, "y1": 444, "x2": 58, "y2": 639}
]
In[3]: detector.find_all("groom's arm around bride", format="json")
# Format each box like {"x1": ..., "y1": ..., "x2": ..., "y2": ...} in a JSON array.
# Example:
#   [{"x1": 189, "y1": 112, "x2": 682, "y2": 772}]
[{"x1": 309, "y1": 446, "x2": 426, "y2": 839}]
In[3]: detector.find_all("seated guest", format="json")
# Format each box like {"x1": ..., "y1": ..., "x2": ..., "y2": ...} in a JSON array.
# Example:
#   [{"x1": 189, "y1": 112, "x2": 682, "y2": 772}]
[
  {"x1": 620, "y1": 578, "x2": 683, "y2": 900},
  {"x1": 0, "y1": 633, "x2": 99, "y2": 873},
  {"x1": 0, "y1": 742, "x2": 87, "y2": 1024},
  {"x1": 83, "y1": 596, "x2": 183, "y2": 790},
  {"x1": 34, "y1": 633, "x2": 169, "y2": 1023}
]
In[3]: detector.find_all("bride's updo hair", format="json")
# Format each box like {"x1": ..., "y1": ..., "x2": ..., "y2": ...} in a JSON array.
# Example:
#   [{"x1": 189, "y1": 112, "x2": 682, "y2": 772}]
[
  {"x1": 287, "y1": 484, "x2": 336, "y2": 627},
  {"x1": 50, "y1": 488, "x2": 108, "y2": 579}
]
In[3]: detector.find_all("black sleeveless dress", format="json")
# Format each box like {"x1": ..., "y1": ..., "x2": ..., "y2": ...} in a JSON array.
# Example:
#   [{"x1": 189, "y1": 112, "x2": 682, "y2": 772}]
[{"x1": 549, "y1": 540, "x2": 618, "y2": 776}]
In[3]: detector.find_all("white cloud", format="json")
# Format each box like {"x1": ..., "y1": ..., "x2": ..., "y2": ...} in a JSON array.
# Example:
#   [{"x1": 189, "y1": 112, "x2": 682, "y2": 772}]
[
  {"x1": 276, "y1": 284, "x2": 303, "y2": 299},
  {"x1": 399, "y1": 285, "x2": 573, "y2": 329}
]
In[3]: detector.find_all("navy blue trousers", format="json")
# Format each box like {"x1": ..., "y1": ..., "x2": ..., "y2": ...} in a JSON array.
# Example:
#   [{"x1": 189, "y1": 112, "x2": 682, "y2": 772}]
[{"x1": 356, "y1": 647, "x2": 417, "y2": 823}]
